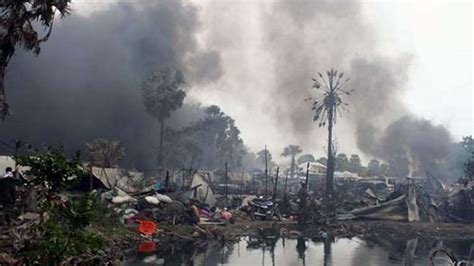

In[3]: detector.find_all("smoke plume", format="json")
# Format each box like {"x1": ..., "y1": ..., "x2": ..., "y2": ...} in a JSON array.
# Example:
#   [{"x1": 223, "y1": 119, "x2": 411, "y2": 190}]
[
  {"x1": 192, "y1": 0, "x2": 456, "y2": 176},
  {"x1": 265, "y1": 0, "x2": 454, "y2": 175},
  {"x1": 0, "y1": 0, "x2": 459, "y2": 176},
  {"x1": 0, "y1": 0, "x2": 221, "y2": 168}
]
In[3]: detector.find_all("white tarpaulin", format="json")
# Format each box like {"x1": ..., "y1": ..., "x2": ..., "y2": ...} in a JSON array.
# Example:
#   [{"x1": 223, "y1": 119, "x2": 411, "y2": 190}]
[
  {"x1": 190, "y1": 172, "x2": 216, "y2": 207},
  {"x1": 91, "y1": 167, "x2": 150, "y2": 193}
]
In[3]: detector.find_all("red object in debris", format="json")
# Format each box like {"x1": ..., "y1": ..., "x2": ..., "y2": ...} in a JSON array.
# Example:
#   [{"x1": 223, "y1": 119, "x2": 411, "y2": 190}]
[
  {"x1": 220, "y1": 210, "x2": 233, "y2": 220},
  {"x1": 138, "y1": 241, "x2": 156, "y2": 253},
  {"x1": 137, "y1": 220, "x2": 156, "y2": 236}
]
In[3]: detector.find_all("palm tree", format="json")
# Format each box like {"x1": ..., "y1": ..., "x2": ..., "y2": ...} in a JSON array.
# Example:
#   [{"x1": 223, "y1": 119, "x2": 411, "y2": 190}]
[
  {"x1": 142, "y1": 67, "x2": 186, "y2": 166},
  {"x1": 281, "y1": 145, "x2": 302, "y2": 179},
  {"x1": 309, "y1": 69, "x2": 352, "y2": 201},
  {"x1": 86, "y1": 139, "x2": 125, "y2": 168}
]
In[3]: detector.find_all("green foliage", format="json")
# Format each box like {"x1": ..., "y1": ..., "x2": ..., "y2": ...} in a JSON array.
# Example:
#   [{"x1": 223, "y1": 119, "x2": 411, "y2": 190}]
[
  {"x1": 310, "y1": 69, "x2": 352, "y2": 127},
  {"x1": 142, "y1": 67, "x2": 186, "y2": 166},
  {"x1": 461, "y1": 135, "x2": 474, "y2": 153},
  {"x1": 358, "y1": 166, "x2": 369, "y2": 177},
  {"x1": 14, "y1": 145, "x2": 85, "y2": 194},
  {"x1": 142, "y1": 67, "x2": 186, "y2": 122},
  {"x1": 281, "y1": 145, "x2": 302, "y2": 158},
  {"x1": 317, "y1": 157, "x2": 327, "y2": 166},
  {"x1": 380, "y1": 163, "x2": 389, "y2": 176},
  {"x1": 257, "y1": 149, "x2": 273, "y2": 169},
  {"x1": 297, "y1": 154, "x2": 316, "y2": 165},
  {"x1": 281, "y1": 145, "x2": 302, "y2": 178},
  {"x1": 349, "y1": 154, "x2": 362, "y2": 174},
  {"x1": 462, "y1": 136, "x2": 474, "y2": 180},
  {"x1": 335, "y1": 153, "x2": 349, "y2": 171},
  {"x1": 46, "y1": 193, "x2": 102, "y2": 230},
  {"x1": 367, "y1": 159, "x2": 381, "y2": 177},
  {"x1": 163, "y1": 105, "x2": 246, "y2": 170},
  {"x1": 20, "y1": 193, "x2": 107, "y2": 264}
]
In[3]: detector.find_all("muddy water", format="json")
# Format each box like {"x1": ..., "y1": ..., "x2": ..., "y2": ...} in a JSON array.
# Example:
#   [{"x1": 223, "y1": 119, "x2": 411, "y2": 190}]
[{"x1": 127, "y1": 237, "x2": 474, "y2": 265}]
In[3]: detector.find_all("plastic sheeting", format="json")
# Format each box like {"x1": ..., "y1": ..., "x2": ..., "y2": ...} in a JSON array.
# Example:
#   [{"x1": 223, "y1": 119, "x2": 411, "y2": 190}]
[{"x1": 190, "y1": 172, "x2": 216, "y2": 207}]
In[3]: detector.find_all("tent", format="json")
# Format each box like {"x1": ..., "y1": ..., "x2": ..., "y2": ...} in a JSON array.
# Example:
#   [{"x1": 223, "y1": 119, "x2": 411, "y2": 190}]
[
  {"x1": 190, "y1": 172, "x2": 216, "y2": 207},
  {"x1": 91, "y1": 167, "x2": 151, "y2": 193}
]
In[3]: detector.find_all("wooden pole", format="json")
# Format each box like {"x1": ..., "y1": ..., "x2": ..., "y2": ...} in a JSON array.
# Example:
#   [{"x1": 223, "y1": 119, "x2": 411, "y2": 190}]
[
  {"x1": 165, "y1": 170, "x2": 170, "y2": 192},
  {"x1": 305, "y1": 162, "x2": 310, "y2": 191},
  {"x1": 252, "y1": 174, "x2": 255, "y2": 194},
  {"x1": 264, "y1": 145, "x2": 268, "y2": 196},
  {"x1": 181, "y1": 166, "x2": 185, "y2": 189},
  {"x1": 273, "y1": 167, "x2": 279, "y2": 200},
  {"x1": 225, "y1": 162, "x2": 228, "y2": 207},
  {"x1": 240, "y1": 170, "x2": 244, "y2": 197}
]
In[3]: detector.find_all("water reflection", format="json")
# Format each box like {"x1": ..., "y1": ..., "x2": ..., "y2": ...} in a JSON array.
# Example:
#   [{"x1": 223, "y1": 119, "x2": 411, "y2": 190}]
[
  {"x1": 127, "y1": 235, "x2": 474, "y2": 265},
  {"x1": 296, "y1": 237, "x2": 306, "y2": 265}
]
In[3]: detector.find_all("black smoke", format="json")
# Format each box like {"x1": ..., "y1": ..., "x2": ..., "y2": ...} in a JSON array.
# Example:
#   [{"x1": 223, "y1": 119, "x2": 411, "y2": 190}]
[{"x1": 0, "y1": 0, "x2": 221, "y2": 168}]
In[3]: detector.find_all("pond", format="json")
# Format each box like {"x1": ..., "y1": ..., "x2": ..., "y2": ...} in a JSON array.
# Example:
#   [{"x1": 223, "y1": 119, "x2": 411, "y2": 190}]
[{"x1": 126, "y1": 236, "x2": 474, "y2": 265}]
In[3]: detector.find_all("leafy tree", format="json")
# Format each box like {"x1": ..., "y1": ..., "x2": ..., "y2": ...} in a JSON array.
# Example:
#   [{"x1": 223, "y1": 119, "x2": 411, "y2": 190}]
[
  {"x1": 358, "y1": 166, "x2": 369, "y2": 177},
  {"x1": 0, "y1": 0, "x2": 72, "y2": 119},
  {"x1": 281, "y1": 145, "x2": 302, "y2": 178},
  {"x1": 22, "y1": 193, "x2": 107, "y2": 264},
  {"x1": 142, "y1": 67, "x2": 186, "y2": 166},
  {"x1": 349, "y1": 154, "x2": 362, "y2": 174},
  {"x1": 297, "y1": 154, "x2": 316, "y2": 165},
  {"x1": 461, "y1": 135, "x2": 474, "y2": 153},
  {"x1": 309, "y1": 69, "x2": 352, "y2": 199},
  {"x1": 241, "y1": 151, "x2": 259, "y2": 172},
  {"x1": 335, "y1": 153, "x2": 349, "y2": 171},
  {"x1": 199, "y1": 105, "x2": 245, "y2": 169},
  {"x1": 462, "y1": 136, "x2": 474, "y2": 180},
  {"x1": 317, "y1": 157, "x2": 327, "y2": 166},
  {"x1": 367, "y1": 159, "x2": 381, "y2": 177},
  {"x1": 86, "y1": 139, "x2": 125, "y2": 168},
  {"x1": 380, "y1": 163, "x2": 389, "y2": 176},
  {"x1": 163, "y1": 105, "x2": 245, "y2": 171},
  {"x1": 14, "y1": 145, "x2": 85, "y2": 196},
  {"x1": 257, "y1": 149, "x2": 273, "y2": 170}
]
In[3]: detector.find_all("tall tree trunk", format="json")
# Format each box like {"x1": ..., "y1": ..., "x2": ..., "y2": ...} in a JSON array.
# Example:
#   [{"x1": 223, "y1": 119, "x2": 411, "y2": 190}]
[
  {"x1": 326, "y1": 101, "x2": 334, "y2": 201},
  {"x1": 158, "y1": 119, "x2": 165, "y2": 166},
  {"x1": 290, "y1": 155, "x2": 296, "y2": 178},
  {"x1": 325, "y1": 72, "x2": 336, "y2": 204},
  {"x1": 264, "y1": 145, "x2": 268, "y2": 195},
  {"x1": 273, "y1": 167, "x2": 279, "y2": 200}
]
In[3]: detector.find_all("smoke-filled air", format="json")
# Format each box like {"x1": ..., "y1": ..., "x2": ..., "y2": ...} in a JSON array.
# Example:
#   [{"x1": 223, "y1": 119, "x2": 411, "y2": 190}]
[
  {"x1": 0, "y1": 0, "x2": 473, "y2": 264},
  {"x1": 1, "y1": 0, "x2": 470, "y2": 180}
]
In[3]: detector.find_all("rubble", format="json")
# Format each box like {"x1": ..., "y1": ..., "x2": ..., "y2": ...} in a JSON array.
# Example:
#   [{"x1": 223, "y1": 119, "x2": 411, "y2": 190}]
[{"x1": 2, "y1": 155, "x2": 474, "y2": 264}]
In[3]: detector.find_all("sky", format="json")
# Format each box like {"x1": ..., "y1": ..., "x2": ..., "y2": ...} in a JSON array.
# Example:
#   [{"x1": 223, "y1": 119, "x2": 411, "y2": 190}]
[
  {"x1": 72, "y1": 0, "x2": 472, "y2": 162},
  {"x1": 363, "y1": 0, "x2": 472, "y2": 140}
]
